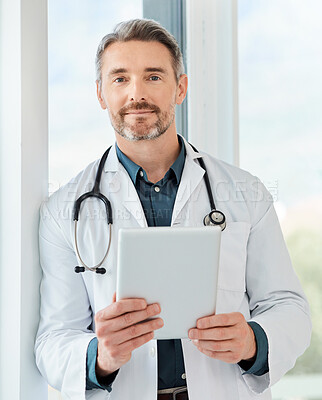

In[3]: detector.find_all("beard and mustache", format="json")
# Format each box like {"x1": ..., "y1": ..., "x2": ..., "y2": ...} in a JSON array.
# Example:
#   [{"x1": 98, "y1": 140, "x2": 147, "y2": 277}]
[{"x1": 107, "y1": 100, "x2": 176, "y2": 142}]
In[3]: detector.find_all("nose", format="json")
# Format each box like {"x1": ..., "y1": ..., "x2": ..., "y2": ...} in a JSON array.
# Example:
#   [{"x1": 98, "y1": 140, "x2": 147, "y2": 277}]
[{"x1": 128, "y1": 79, "x2": 147, "y2": 102}]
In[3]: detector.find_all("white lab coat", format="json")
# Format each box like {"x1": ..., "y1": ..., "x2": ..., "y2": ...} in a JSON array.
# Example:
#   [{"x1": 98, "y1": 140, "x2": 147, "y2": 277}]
[{"x1": 35, "y1": 137, "x2": 311, "y2": 400}]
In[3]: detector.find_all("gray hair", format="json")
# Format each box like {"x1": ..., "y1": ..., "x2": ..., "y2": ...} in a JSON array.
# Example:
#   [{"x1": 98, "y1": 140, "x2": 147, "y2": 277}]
[{"x1": 95, "y1": 18, "x2": 184, "y2": 88}]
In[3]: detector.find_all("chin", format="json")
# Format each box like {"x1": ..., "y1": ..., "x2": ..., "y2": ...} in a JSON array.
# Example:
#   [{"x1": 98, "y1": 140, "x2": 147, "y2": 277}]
[{"x1": 119, "y1": 128, "x2": 164, "y2": 142}]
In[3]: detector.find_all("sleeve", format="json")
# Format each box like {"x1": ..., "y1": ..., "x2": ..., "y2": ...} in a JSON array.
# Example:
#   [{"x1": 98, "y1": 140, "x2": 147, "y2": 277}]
[
  {"x1": 34, "y1": 200, "x2": 96, "y2": 399},
  {"x1": 86, "y1": 338, "x2": 119, "y2": 391},
  {"x1": 241, "y1": 183, "x2": 312, "y2": 394},
  {"x1": 238, "y1": 322, "x2": 269, "y2": 376}
]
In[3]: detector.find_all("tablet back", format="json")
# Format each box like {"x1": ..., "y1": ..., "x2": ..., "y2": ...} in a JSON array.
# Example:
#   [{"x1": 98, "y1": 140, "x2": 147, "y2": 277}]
[{"x1": 116, "y1": 226, "x2": 221, "y2": 339}]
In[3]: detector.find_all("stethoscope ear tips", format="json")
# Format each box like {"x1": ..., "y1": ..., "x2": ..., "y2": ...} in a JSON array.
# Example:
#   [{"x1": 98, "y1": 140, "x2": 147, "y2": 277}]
[
  {"x1": 96, "y1": 267, "x2": 106, "y2": 274},
  {"x1": 74, "y1": 266, "x2": 106, "y2": 274},
  {"x1": 203, "y1": 210, "x2": 226, "y2": 231}
]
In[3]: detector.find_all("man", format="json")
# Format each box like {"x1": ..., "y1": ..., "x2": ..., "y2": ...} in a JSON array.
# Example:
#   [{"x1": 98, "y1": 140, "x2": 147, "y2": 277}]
[{"x1": 35, "y1": 19, "x2": 311, "y2": 400}]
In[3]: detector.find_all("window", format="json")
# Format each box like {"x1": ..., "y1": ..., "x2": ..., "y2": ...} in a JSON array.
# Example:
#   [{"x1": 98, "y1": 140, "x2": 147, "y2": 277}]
[
  {"x1": 49, "y1": 0, "x2": 143, "y2": 191},
  {"x1": 238, "y1": 1, "x2": 322, "y2": 399}
]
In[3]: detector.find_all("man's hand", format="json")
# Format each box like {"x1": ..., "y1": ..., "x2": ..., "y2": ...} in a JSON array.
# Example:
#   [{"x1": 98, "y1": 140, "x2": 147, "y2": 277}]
[
  {"x1": 95, "y1": 293, "x2": 163, "y2": 378},
  {"x1": 188, "y1": 312, "x2": 256, "y2": 364}
]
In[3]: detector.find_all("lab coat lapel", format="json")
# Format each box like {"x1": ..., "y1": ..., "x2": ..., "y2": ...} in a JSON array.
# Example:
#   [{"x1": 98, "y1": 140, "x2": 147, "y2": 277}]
[
  {"x1": 103, "y1": 145, "x2": 147, "y2": 228},
  {"x1": 171, "y1": 139, "x2": 205, "y2": 225},
  {"x1": 120, "y1": 171, "x2": 147, "y2": 228},
  {"x1": 102, "y1": 140, "x2": 205, "y2": 228}
]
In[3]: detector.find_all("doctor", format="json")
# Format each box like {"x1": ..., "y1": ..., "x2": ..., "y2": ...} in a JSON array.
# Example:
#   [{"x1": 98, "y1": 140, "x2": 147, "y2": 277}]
[{"x1": 35, "y1": 19, "x2": 311, "y2": 400}]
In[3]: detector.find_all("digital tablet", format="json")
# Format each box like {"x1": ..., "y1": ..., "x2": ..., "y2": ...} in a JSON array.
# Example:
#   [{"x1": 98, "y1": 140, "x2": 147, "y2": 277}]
[{"x1": 116, "y1": 226, "x2": 221, "y2": 339}]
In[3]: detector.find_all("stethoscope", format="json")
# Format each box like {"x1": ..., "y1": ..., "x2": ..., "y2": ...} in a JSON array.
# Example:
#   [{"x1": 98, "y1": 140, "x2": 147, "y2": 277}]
[{"x1": 73, "y1": 143, "x2": 226, "y2": 274}]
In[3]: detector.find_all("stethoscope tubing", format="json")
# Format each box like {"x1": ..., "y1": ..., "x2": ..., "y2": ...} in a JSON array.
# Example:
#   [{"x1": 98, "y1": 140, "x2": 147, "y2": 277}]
[
  {"x1": 73, "y1": 142, "x2": 226, "y2": 274},
  {"x1": 74, "y1": 221, "x2": 112, "y2": 273}
]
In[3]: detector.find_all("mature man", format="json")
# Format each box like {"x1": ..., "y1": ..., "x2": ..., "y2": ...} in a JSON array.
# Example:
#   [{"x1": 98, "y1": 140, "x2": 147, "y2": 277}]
[{"x1": 35, "y1": 19, "x2": 311, "y2": 400}]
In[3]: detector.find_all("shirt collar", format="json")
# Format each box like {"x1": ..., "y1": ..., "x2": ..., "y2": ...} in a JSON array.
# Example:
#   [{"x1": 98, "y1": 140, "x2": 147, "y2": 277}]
[
  {"x1": 115, "y1": 135, "x2": 186, "y2": 185},
  {"x1": 169, "y1": 135, "x2": 185, "y2": 184},
  {"x1": 115, "y1": 145, "x2": 142, "y2": 184}
]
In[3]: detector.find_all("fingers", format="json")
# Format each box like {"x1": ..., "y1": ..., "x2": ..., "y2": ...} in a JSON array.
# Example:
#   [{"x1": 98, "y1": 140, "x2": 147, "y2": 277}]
[
  {"x1": 115, "y1": 304, "x2": 161, "y2": 331},
  {"x1": 102, "y1": 317, "x2": 164, "y2": 346},
  {"x1": 191, "y1": 336, "x2": 245, "y2": 364},
  {"x1": 194, "y1": 346, "x2": 238, "y2": 363},
  {"x1": 196, "y1": 312, "x2": 244, "y2": 329},
  {"x1": 117, "y1": 317, "x2": 164, "y2": 345},
  {"x1": 96, "y1": 303, "x2": 161, "y2": 336},
  {"x1": 95, "y1": 300, "x2": 163, "y2": 349},
  {"x1": 95, "y1": 299, "x2": 163, "y2": 376},
  {"x1": 189, "y1": 313, "x2": 245, "y2": 341},
  {"x1": 120, "y1": 331, "x2": 156, "y2": 354},
  {"x1": 189, "y1": 326, "x2": 235, "y2": 341},
  {"x1": 189, "y1": 312, "x2": 256, "y2": 363},
  {"x1": 108, "y1": 331, "x2": 156, "y2": 360},
  {"x1": 192, "y1": 338, "x2": 237, "y2": 353},
  {"x1": 96, "y1": 298, "x2": 148, "y2": 321}
]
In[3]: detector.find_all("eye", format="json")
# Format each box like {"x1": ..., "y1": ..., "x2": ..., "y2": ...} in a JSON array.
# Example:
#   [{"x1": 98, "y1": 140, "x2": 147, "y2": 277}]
[
  {"x1": 114, "y1": 77, "x2": 125, "y2": 83},
  {"x1": 149, "y1": 76, "x2": 161, "y2": 81}
]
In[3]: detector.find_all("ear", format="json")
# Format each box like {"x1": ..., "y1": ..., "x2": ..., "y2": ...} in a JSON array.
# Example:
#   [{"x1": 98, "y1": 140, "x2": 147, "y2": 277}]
[
  {"x1": 96, "y1": 80, "x2": 107, "y2": 110},
  {"x1": 176, "y1": 74, "x2": 188, "y2": 105}
]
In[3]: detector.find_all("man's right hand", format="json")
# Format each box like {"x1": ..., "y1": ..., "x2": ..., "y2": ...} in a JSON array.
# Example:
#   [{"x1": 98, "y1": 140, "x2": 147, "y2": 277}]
[{"x1": 95, "y1": 293, "x2": 163, "y2": 378}]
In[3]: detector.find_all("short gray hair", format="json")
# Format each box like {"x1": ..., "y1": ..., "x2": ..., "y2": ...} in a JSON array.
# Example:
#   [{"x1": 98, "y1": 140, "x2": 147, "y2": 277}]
[{"x1": 95, "y1": 18, "x2": 184, "y2": 88}]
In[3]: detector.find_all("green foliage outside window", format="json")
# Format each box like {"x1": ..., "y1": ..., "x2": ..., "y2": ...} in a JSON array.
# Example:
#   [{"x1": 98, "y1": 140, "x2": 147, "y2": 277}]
[{"x1": 285, "y1": 228, "x2": 322, "y2": 375}]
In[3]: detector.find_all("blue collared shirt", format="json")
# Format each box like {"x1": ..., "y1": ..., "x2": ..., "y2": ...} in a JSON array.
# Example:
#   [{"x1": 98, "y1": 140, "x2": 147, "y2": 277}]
[
  {"x1": 86, "y1": 136, "x2": 269, "y2": 391},
  {"x1": 116, "y1": 137, "x2": 187, "y2": 389},
  {"x1": 116, "y1": 137, "x2": 185, "y2": 227}
]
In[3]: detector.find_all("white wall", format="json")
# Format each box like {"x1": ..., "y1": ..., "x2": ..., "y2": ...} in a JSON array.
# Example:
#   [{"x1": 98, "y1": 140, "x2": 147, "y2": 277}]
[{"x1": 0, "y1": 0, "x2": 48, "y2": 399}]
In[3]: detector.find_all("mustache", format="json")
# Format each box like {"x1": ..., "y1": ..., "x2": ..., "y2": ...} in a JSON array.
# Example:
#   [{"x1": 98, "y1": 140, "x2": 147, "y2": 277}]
[{"x1": 119, "y1": 102, "x2": 161, "y2": 116}]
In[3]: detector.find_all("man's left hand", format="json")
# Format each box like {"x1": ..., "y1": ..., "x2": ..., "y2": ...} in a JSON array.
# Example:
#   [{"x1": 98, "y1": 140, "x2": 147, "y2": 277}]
[{"x1": 188, "y1": 312, "x2": 256, "y2": 364}]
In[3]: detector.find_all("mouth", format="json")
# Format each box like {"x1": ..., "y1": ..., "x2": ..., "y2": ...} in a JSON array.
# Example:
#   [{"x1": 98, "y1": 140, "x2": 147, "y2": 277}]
[{"x1": 125, "y1": 110, "x2": 155, "y2": 115}]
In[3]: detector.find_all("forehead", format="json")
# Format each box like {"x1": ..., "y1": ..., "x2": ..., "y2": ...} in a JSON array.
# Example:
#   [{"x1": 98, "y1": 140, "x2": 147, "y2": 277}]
[{"x1": 101, "y1": 40, "x2": 174, "y2": 74}]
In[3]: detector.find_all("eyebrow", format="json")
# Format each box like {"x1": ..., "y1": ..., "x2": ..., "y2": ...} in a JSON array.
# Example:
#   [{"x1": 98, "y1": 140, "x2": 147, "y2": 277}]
[
  {"x1": 107, "y1": 67, "x2": 168, "y2": 76},
  {"x1": 145, "y1": 67, "x2": 168, "y2": 75}
]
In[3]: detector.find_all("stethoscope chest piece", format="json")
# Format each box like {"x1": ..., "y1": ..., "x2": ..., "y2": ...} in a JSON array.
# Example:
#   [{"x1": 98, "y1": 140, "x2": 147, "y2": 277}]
[{"x1": 203, "y1": 210, "x2": 226, "y2": 231}]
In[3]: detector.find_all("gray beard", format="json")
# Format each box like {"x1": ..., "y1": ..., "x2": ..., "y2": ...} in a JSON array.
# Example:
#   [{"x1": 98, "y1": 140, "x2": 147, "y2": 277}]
[
  {"x1": 115, "y1": 113, "x2": 174, "y2": 142},
  {"x1": 108, "y1": 101, "x2": 176, "y2": 142}
]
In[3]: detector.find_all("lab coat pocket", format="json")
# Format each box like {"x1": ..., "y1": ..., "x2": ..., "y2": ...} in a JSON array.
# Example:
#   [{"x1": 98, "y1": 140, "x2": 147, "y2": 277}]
[{"x1": 216, "y1": 221, "x2": 251, "y2": 314}]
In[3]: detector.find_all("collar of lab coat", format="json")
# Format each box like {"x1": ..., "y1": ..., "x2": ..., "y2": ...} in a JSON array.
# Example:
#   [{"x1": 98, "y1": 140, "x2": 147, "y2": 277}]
[
  {"x1": 102, "y1": 134, "x2": 206, "y2": 226},
  {"x1": 172, "y1": 136, "x2": 205, "y2": 225},
  {"x1": 103, "y1": 134, "x2": 203, "y2": 173}
]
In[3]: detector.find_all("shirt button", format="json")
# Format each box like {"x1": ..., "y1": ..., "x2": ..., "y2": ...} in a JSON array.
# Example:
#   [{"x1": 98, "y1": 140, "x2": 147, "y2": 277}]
[
  {"x1": 181, "y1": 373, "x2": 186, "y2": 380},
  {"x1": 154, "y1": 186, "x2": 160, "y2": 193},
  {"x1": 139, "y1": 170, "x2": 144, "y2": 177},
  {"x1": 150, "y1": 347, "x2": 156, "y2": 357}
]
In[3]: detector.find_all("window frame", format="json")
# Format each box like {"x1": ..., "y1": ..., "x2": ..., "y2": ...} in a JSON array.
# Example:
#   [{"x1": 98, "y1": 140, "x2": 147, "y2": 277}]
[
  {"x1": 0, "y1": 0, "x2": 48, "y2": 399},
  {"x1": 143, "y1": 0, "x2": 188, "y2": 139},
  {"x1": 186, "y1": 0, "x2": 239, "y2": 165}
]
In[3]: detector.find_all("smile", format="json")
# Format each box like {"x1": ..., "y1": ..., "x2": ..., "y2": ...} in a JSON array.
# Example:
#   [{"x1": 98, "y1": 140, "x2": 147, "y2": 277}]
[{"x1": 125, "y1": 110, "x2": 155, "y2": 115}]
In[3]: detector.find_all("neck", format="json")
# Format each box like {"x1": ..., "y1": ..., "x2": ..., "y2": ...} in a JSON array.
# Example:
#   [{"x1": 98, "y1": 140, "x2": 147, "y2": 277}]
[{"x1": 116, "y1": 128, "x2": 181, "y2": 183}]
